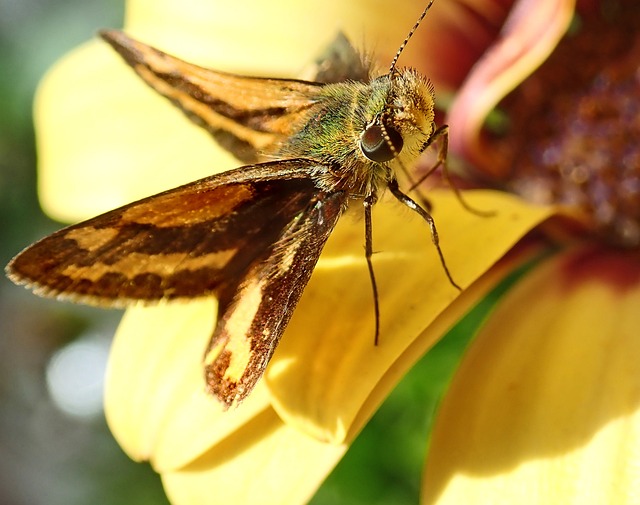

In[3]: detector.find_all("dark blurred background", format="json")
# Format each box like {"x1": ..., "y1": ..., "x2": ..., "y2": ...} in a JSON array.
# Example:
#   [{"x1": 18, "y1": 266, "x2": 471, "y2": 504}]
[{"x1": 0, "y1": 1, "x2": 482, "y2": 503}]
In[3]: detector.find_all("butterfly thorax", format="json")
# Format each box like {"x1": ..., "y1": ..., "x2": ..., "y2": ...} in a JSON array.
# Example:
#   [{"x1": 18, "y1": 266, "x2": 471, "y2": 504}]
[{"x1": 278, "y1": 68, "x2": 436, "y2": 198}]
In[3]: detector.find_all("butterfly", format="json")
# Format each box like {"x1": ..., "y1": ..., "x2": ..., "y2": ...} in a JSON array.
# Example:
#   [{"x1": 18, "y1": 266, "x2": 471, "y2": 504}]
[{"x1": 7, "y1": 0, "x2": 459, "y2": 408}]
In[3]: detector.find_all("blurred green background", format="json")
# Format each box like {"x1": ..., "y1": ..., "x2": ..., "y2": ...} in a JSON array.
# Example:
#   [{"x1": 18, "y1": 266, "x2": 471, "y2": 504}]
[
  {"x1": 0, "y1": 1, "x2": 490, "y2": 503},
  {"x1": 0, "y1": 1, "x2": 170, "y2": 503}
]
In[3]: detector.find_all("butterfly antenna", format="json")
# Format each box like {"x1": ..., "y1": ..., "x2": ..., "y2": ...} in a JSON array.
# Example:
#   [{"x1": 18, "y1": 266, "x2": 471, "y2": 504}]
[{"x1": 388, "y1": 0, "x2": 436, "y2": 76}]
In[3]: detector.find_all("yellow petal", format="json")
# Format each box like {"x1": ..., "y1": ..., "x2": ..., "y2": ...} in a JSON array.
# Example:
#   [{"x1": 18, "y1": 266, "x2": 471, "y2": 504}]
[
  {"x1": 448, "y1": 0, "x2": 576, "y2": 175},
  {"x1": 267, "y1": 189, "x2": 555, "y2": 443},
  {"x1": 35, "y1": 38, "x2": 237, "y2": 223},
  {"x1": 423, "y1": 246, "x2": 640, "y2": 504},
  {"x1": 105, "y1": 189, "x2": 554, "y2": 471},
  {"x1": 162, "y1": 408, "x2": 347, "y2": 505},
  {"x1": 123, "y1": 0, "x2": 430, "y2": 76},
  {"x1": 104, "y1": 299, "x2": 273, "y2": 471}
]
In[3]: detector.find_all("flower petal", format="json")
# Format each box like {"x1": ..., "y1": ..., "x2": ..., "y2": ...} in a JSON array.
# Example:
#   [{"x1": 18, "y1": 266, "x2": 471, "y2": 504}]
[
  {"x1": 448, "y1": 0, "x2": 576, "y2": 176},
  {"x1": 416, "y1": 0, "x2": 518, "y2": 92},
  {"x1": 267, "y1": 189, "x2": 555, "y2": 443},
  {"x1": 423, "y1": 246, "x2": 640, "y2": 504},
  {"x1": 104, "y1": 299, "x2": 273, "y2": 472},
  {"x1": 124, "y1": 0, "x2": 431, "y2": 77},
  {"x1": 162, "y1": 408, "x2": 347, "y2": 505},
  {"x1": 105, "y1": 189, "x2": 554, "y2": 470}
]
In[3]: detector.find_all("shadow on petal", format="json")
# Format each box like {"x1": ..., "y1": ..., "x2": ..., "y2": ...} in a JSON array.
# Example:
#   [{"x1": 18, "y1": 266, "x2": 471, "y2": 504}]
[
  {"x1": 162, "y1": 408, "x2": 347, "y2": 505},
  {"x1": 104, "y1": 299, "x2": 273, "y2": 472},
  {"x1": 423, "y1": 246, "x2": 640, "y2": 504}
]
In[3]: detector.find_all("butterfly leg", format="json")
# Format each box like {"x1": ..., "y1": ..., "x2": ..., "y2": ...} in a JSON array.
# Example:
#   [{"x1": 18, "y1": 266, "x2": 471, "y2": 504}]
[
  {"x1": 363, "y1": 193, "x2": 381, "y2": 345},
  {"x1": 388, "y1": 179, "x2": 462, "y2": 291},
  {"x1": 396, "y1": 125, "x2": 452, "y2": 213},
  {"x1": 409, "y1": 124, "x2": 447, "y2": 191},
  {"x1": 414, "y1": 125, "x2": 494, "y2": 217}
]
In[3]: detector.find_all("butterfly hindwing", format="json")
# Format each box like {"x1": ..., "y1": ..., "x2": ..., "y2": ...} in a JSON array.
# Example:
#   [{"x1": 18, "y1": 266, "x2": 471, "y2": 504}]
[{"x1": 204, "y1": 189, "x2": 347, "y2": 407}]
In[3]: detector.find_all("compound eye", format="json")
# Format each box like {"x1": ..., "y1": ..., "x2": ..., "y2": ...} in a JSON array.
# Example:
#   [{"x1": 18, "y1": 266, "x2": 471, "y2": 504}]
[{"x1": 360, "y1": 123, "x2": 404, "y2": 162}]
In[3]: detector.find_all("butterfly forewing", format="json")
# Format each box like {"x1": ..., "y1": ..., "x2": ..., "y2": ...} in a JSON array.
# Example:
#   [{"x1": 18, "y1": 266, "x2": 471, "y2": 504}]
[
  {"x1": 100, "y1": 30, "x2": 326, "y2": 163},
  {"x1": 8, "y1": 160, "x2": 329, "y2": 305},
  {"x1": 8, "y1": 158, "x2": 346, "y2": 407}
]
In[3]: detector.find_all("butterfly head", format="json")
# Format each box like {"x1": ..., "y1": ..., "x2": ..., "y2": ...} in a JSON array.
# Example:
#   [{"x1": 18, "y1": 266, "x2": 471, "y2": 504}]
[{"x1": 359, "y1": 69, "x2": 436, "y2": 167}]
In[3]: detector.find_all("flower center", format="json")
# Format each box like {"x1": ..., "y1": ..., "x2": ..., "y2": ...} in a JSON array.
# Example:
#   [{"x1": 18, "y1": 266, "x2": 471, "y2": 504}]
[{"x1": 493, "y1": 1, "x2": 640, "y2": 247}]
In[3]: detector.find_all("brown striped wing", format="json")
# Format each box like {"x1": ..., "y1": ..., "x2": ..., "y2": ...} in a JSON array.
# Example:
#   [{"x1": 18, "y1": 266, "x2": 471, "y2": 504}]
[
  {"x1": 7, "y1": 159, "x2": 342, "y2": 307},
  {"x1": 100, "y1": 30, "x2": 326, "y2": 163}
]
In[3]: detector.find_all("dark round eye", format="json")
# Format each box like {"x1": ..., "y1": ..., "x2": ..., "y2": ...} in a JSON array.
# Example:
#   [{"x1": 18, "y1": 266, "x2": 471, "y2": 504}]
[{"x1": 359, "y1": 123, "x2": 404, "y2": 162}]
